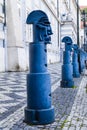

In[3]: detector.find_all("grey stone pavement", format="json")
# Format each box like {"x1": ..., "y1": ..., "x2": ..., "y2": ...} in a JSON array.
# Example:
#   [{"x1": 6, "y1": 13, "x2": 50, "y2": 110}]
[{"x1": 0, "y1": 62, "x2": 87, "y2": 130}]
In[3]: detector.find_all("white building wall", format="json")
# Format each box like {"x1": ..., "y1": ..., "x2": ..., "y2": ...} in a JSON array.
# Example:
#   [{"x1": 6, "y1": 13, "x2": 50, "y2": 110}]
[
  {"x1": 6, "y1": 0, "x2": 27, "y2": 71},
  {"x1": 0, "y1": 48, "x2": 5, "y2": 71}
]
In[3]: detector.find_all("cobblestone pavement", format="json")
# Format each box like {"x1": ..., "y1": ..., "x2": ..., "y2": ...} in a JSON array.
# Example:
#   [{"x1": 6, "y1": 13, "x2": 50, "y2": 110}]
[{"x1": 0, "y1": 63, "x2": 87, "y2": 130}]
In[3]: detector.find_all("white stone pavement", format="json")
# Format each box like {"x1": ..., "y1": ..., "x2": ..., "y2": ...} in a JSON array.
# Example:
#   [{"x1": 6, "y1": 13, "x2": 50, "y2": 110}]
[
  {"x1": 0, "y1": 63, "x2": 87, "y2": 130},
  {"x1": 62, "y1": 71, "x2": 87, "y2": 130}
]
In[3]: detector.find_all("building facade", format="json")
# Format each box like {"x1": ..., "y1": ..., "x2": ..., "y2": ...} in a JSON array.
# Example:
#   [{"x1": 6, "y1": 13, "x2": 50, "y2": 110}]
[
  {"x1": 0, "y1": 0, "x2": 81, "y2": 72},
  {"x1": 60, "y1": 0, "x2": 78, "y2": 43},
  {"x1": 80, "y1": 6, "x2": 87, "y2": 50}
]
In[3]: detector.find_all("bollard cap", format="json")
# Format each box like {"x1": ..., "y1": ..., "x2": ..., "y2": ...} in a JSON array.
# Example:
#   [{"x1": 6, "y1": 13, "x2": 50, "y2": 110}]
[
  {"x1": 26, "y1": 10, "x2": 49, "y2": 24},
  {"x1": 26, "y1": 10, "x2": 53, "y2": 44},
  {"x1": 62, "y1": 36, "x2": 73, "y2": 45}
]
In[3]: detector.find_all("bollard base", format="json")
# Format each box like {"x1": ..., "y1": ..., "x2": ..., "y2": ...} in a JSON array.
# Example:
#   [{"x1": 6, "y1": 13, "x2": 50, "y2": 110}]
[
  {"x1": 73, "y1": 63, "x2": 80, "y2": 78},
  {"x1": 24, "y1": 106, "x2": 55, "y2": 125},
  {"x1": 73, "y1": 73, "x2": 80, "y2": 78},
  {"x1": 61, "y1": 80, "x2": 74, "y2": 88}
]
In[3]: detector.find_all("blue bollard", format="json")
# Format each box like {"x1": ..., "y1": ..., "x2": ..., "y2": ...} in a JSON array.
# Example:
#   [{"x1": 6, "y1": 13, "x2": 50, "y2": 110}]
[
  {"x1": 85, "y1": 52, "x2": 87, "y2": 69},
  {"x1": 24, "y1": 10, "x2": 55, "y2": 125},
  {"x1": 61, "y1": 36, "x2": 74, "y2": 88},
  {"x1": 72, "y1": 44, "x2": 80, "y2": 77},
  {"x1": 79, "y1": 49, "x2": 86, "y2": 73}
]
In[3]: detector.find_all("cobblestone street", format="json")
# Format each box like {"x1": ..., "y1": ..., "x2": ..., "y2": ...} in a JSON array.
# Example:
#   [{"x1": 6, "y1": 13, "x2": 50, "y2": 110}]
[{"x1": 0, "y1": 63, "x2": 87, "y2": 130}]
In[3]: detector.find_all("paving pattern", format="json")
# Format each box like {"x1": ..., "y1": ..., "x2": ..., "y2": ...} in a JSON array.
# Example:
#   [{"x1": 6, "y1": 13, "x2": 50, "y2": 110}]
[{"x1": 0, "y1": 63, "x2": 87, "y2": 130}]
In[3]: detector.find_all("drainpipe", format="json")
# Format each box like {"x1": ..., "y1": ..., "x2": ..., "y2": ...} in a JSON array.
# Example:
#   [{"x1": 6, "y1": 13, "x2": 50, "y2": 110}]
[
  {"x1": 83, "y1": 10, "x2": 86, "y2": 51},
  {"x1": 77, "y1": 0, "x2": 80, "y2": 47},
  {"x1": 3, "y1": 0, "x2": 8, "y2": 71},
  {"x1": 57, "y1": 0, "x2": 59, "y2": 46}
]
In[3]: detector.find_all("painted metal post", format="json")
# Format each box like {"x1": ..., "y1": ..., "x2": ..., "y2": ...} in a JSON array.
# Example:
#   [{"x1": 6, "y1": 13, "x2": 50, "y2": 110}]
[
  {"x1": 24, "y1": 10, "x2": 55, "y2": 125},
  {"x1": 79, "y1": 49, "x2": 86, "y2": 73},
  {"x1": 3, "y1": 0, "x2": 8, "y2": 71},
  {"x1": 72, "y1": 44, "x2": 80, "y2": 77},
  {"x1": 61, "y1": 36, "x2": 74, "y2": 88}
]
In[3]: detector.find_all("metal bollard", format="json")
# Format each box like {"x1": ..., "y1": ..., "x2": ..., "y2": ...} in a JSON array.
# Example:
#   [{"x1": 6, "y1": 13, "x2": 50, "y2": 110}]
[
  {"x1": 24, "y1": 10, "x2": 55, "y2": 125},
  {"x1": 61, "y1": 36, "x2": 74, "y2": 88},
  {"x1": 72, "y1": 44, "x2": 80, "y2": 77},
  {"x1": 79, "y1": 49, "x2": 86, "y2": 73}
]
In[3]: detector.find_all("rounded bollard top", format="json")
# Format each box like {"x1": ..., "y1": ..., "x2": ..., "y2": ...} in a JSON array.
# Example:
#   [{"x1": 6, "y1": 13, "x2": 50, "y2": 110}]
[
  {"x1": 62, "y1": 36, "x2": 73, "y2": 45},
  {"x1": 26, "y1": 10, "x2": 50, "y2": 24},
  {"x1": 26, "y1": 10, "x2": 53, "y2": 44},
  {"x1": 73, "y1": 44, "x2": 79, "y2": 50},
  {"x1": 62, "y1": 36, "x2": 73, "y2": 51}
]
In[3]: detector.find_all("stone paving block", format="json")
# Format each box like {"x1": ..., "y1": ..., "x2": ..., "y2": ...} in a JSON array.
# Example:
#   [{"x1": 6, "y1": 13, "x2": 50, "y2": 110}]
[
  {"x1": 83, "y1": 119, "x2": 87, "y2": 126},
  {"x1": 68, "y1": 126, "x2": 76, "y2": 130},
  {"x1": 1, "y1": 128, "x2": 9, "y2": 130},
  {"x1": 62, "y1": 127, "x2": 69, "y2": 130},
  {"x1": 80, "y1": 127, "x2": 87, "y2": 130},
  {"x1": 75, "y1": 127, "x2": 81, "y2": 130}
]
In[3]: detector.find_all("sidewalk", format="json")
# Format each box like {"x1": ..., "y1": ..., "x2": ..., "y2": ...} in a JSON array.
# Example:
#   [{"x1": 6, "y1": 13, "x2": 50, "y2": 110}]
[{"x1": 0, "y1": 63, "x2": 87, "y2": 130}]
